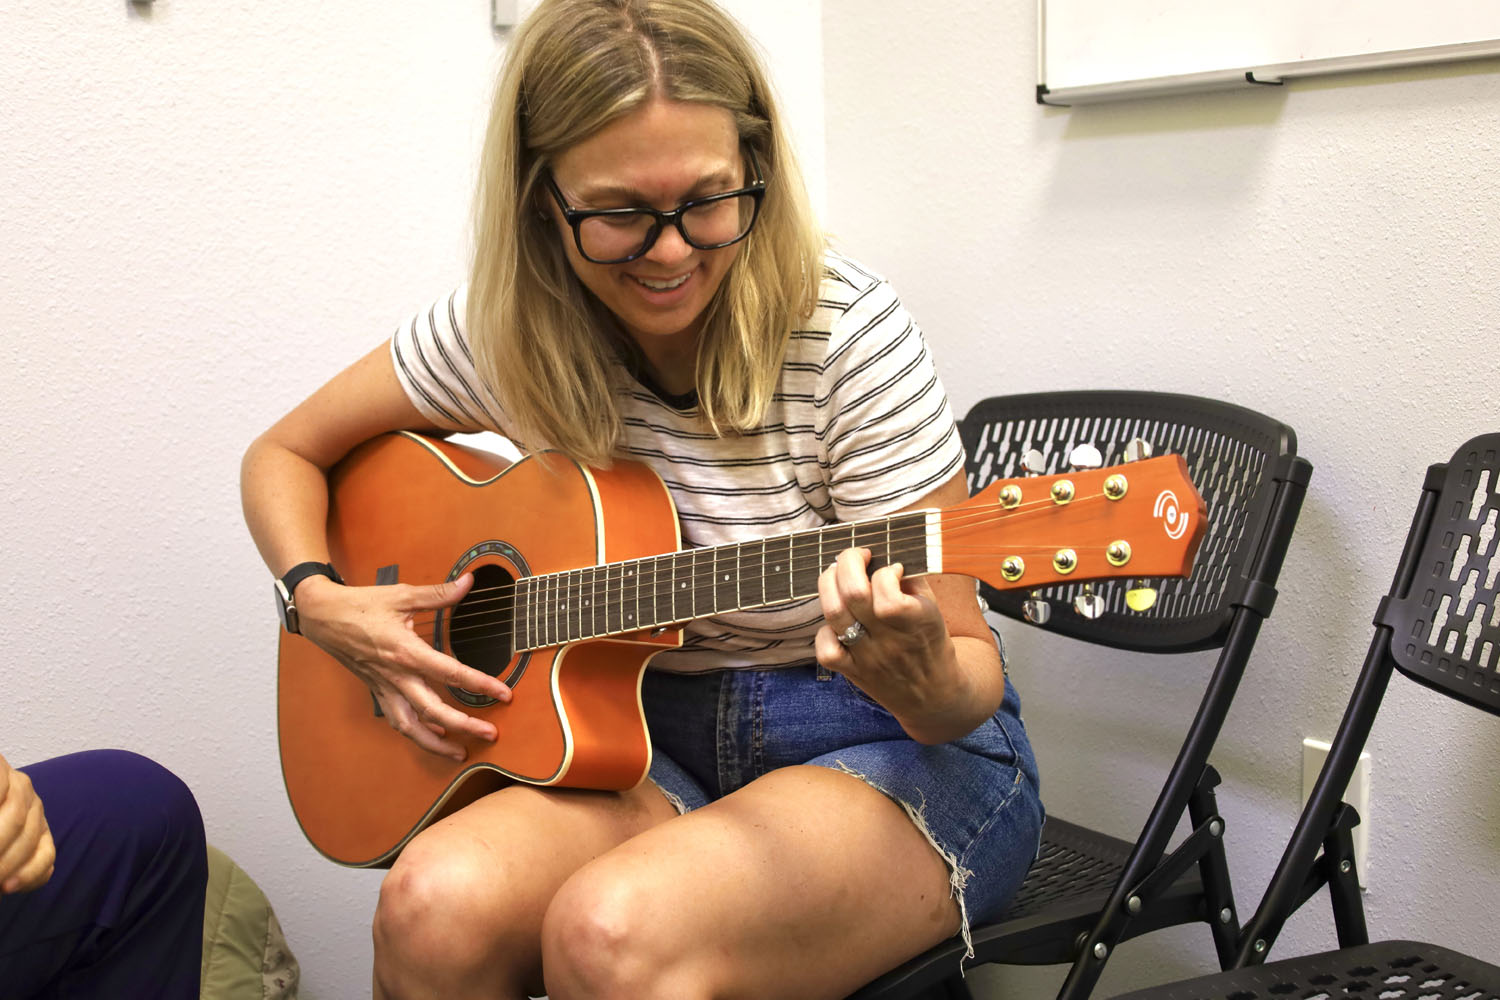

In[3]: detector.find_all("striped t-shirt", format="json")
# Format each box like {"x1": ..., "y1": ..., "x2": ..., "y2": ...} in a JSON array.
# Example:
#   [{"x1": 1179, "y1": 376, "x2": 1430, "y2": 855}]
[{"x1": 391, "y1": 251, "x2": 966, "y2": 672}]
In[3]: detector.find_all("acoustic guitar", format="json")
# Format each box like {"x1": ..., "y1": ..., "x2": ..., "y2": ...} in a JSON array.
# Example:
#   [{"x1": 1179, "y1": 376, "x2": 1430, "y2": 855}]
[{"x1": 278, "y1": 431, "x2": 1205, "y2": 866}]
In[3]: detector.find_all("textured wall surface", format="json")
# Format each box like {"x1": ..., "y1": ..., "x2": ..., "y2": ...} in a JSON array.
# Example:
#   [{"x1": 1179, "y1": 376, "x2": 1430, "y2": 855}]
[
  {"x1": 822, "y1": 1, "x2": 1500, "y2": 993},
  {"x1": 0, "y1": 2, "x2": 820, "y2": 995}
]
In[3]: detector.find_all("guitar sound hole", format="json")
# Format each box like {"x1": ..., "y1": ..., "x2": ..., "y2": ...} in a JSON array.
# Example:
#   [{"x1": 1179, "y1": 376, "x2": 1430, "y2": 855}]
[{"x1": 447, "y1": 562, "x2": 518, "y2": 707}]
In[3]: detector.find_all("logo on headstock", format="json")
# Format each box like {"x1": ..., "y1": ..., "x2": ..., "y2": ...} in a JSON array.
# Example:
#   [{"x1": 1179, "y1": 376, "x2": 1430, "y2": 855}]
[{"x1": 1154, "y1": 490, "x2": 1191, "y2": 540}]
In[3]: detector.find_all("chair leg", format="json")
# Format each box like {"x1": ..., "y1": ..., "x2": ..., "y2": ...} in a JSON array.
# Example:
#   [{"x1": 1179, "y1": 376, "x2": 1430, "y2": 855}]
[
  {"x1": 1322, "y1": 804, "x2": 1368, "y2": 948},
  {"x1": 1188, "y1": 775, "x2": 1241, "y2": 968}
]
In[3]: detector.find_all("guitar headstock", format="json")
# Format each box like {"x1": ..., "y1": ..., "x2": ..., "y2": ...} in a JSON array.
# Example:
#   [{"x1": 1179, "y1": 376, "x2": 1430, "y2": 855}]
[{"x1": 941, "y1": 453, "x2": 1206, "y2": 598}]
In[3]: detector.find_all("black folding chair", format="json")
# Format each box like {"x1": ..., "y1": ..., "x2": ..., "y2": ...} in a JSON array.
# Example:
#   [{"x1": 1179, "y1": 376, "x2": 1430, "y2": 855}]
[
  {"x1": 1108, "y1": 431, "x2": 1500, "y2": 1000},
  {"x1": 850, "y1": 391, "x2": 1312, "y2": 1000}
]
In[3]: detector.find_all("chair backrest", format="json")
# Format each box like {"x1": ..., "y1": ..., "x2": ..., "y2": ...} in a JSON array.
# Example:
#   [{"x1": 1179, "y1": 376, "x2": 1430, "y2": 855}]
[
  {"x1": 1377, "y1": 433, "x2": 1500, "y2": 715},
  {"x1": 960, "y1": 391, "x2": 1306, "y2": 652},
  {"x1": 1233, "y1": 431, "x2": 1500, "y2": 964}
]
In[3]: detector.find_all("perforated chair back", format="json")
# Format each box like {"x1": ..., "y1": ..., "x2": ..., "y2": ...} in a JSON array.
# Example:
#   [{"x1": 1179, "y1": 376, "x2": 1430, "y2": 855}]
[
  {"x1": 961, "y1": 392, "x2": 1298, "y2": 652},
  {"x1": 1378, "y1": 433, "x2": 1500, "y2": 714},
  {"x1": 1106, "y1": 432, "x2": 1500, "y2": 999}
]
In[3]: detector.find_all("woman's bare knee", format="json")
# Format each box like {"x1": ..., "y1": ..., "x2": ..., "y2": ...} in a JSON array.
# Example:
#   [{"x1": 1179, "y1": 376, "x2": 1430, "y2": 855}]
[
  {"x1": 541, "y1": 860, "x2": 708, "y2": 1000},
  {"x1": 374, "y1": 830, "x2": 538, "y2": 997}
]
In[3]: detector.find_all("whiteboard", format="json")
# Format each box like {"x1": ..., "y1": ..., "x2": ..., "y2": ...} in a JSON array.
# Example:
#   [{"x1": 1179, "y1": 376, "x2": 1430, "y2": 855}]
[{"x1": 1040, "y1": 0, "x2": 1500, "y2": 104}]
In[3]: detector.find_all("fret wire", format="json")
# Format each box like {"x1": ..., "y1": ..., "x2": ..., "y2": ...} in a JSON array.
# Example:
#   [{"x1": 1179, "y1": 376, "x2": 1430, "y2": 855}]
[
  {"x1": 759, "y1": 537, "x2": 767, "y2": 608},
  {"x1": 525, "y1": 575, "x2": 537, "y2": 653},
  {"x1": 573, "y1": 566, "x2": 583, "y2": 642},
  {"x1": 625, "y1": 560, "x2": 638, "y2": 633},
  {"x1": 527, "y1": 576, "x2": 536, "y2": 650},
  {"x1": 638, "y1": 557, "x2": 650, "y2": 633},
  {"x1": 545, "y1": 572, "x2": 554, "y2": 647},
  {"x1": 572, "y1": 567, "x2": 582, "y2": 643},
  {"x1": 516, "y1": 577, "x2": 526, "y2": 650},
  {"x1": 594, "y1": 562, "x2": 604, "y2": 639},
  {"x1": 655, "y1": 553, "x2": 672, "y2": 630},
  {"x1": 606, "y1": 561, "x2": 615, "y2": 636}
]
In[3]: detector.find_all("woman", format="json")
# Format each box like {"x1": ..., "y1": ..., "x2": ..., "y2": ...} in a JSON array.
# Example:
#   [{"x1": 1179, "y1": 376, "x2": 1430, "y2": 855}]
[{"x1": 241, "y1": 1, "x2": 1042, "y2": 996}]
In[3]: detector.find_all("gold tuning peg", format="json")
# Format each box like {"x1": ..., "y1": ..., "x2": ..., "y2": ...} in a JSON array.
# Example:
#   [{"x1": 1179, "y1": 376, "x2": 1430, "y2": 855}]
[{"x1": 1125, "y1": 580, "x2": 1158, "y2": 612}]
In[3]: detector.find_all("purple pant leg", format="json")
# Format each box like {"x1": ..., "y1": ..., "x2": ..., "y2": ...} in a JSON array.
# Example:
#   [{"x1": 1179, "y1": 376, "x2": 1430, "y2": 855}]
[{"x1": 0, "y1": 749, "x2": 207, "y2": 1000}]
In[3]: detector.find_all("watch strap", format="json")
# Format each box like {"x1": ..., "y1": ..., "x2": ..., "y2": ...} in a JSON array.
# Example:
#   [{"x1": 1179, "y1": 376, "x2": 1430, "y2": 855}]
[
  {"x1": 280, "y1": 561, "x2": 344, "y2": 596},
  {"x1": 276, "y1": 561, "x2": 344, "y2": 635}
]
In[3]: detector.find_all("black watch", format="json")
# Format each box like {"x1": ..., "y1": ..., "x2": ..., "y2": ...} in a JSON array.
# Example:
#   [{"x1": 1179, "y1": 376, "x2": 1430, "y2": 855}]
[{"x1": 274, "y1": 561, "x2": 344, "y2": 635}]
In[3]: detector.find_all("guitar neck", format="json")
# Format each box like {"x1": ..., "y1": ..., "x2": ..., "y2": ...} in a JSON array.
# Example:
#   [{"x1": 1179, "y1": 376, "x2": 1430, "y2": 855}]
[{"x1": 513, "y1": 510, "x2": 938, "y2": 650}]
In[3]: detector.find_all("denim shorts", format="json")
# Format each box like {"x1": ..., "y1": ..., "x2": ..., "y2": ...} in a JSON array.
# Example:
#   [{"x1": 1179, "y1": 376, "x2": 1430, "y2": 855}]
[{"x1": 641, "y1": 661, "x2": 1045, "y2": 952}]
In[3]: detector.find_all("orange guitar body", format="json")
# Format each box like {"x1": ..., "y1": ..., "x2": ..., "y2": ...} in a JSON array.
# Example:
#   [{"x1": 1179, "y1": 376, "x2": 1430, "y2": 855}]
[{"x1": 277, "y1": 432, "x2": 681, "y2": 868}]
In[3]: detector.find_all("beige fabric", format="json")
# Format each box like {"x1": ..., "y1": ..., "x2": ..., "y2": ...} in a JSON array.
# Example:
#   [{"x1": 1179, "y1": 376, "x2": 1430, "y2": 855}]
[{"x1": 201, "y1": 844, "x2": 301, "y2": 1000}]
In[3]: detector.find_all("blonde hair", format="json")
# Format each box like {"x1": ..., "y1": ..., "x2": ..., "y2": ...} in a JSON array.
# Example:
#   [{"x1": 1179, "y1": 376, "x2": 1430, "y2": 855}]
[{"x1": 467, "y1": 0, "x2": 824, "y2": 466}]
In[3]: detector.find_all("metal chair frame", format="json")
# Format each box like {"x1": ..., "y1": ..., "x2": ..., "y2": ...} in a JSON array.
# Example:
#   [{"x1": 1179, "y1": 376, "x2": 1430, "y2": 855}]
[
  {"x1": 1108, "y1": 432, "x2": 1500, "y2": 1000},
  {"x1": 851, "y1": 391, "x2": 1313, "y2": 1000}
]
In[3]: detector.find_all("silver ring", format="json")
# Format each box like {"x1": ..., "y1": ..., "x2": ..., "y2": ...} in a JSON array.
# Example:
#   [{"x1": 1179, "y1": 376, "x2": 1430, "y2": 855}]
[{"x1": 837, "y1": 621, "x2": 867, "y2": 647}]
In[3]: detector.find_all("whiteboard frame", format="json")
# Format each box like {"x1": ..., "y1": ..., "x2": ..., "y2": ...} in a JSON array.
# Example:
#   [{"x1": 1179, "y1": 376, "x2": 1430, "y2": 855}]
[{"x1": 1037, "y1": 2, "x2": 1500, "y2": 106}]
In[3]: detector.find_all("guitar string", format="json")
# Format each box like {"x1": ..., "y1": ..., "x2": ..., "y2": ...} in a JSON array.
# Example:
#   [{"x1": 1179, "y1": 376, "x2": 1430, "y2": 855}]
[
  {"x1": 412, "y1": 490, "x2": 1154, "y2": 645},
  {"x1": 410, "y1": 487, "x2": 1122, "y2": 633},
  {"x1": 391, "y1": 488, "x2": 1169, "y2": 648}
]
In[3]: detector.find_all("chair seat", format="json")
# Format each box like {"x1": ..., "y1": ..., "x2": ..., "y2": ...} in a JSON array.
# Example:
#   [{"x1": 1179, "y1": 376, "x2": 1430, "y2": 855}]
[
  {"x1": 849, "y1": 818, "x2": 1212, "y2": 998},
  {"x1": 1107, "y1": 940, "x2": 1500, "y2": 999}
]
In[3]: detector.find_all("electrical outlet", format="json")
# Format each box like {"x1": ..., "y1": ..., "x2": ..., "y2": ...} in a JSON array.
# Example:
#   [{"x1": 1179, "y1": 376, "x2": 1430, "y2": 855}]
[{"x1": 1302, "y1": 738, "x2": 1371, "y2": 889}]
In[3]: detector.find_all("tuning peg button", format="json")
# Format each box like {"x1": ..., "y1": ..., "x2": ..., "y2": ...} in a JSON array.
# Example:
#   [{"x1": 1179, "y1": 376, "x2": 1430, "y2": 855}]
[
  {"x1": 1073, "y1": 589, "x2": 1105, "y2": 619},
  {"x1": 1022, "y1": 596, "x2": 1052, "y2": 625},
  {"x1": 1124, "y1": 438, "x2": 1154, "y2": 463},
  {"x1": 1068, "y1": 444, "x2": 1103, "y2": 470},
  {"x1": 1020, "y1": 449, "x2": 1047, "y2": 475},
  {"x1": 1126, "y1": 583, "x2": 1158, "y2": 612}
]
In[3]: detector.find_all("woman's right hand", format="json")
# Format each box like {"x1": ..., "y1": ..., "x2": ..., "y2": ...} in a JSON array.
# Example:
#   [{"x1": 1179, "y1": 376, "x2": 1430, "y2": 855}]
[{"x1": 293, "y1": 572, "x2": 512, "y2": 761}]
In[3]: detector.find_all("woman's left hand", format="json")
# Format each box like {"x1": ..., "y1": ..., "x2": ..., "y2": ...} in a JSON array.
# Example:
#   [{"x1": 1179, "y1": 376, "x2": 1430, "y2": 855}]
[{"x1": 815, "y1": 547, "x2": 968, "y2": 728}]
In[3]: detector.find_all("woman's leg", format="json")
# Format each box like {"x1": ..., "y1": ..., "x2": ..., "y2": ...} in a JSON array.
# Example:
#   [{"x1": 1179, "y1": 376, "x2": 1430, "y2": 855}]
[
  {"x1": 540, "y1": 764, "x2": 963, "y2": 1000},
  {"x1": 372, "y1": 779, "x2": 680, "y2": 1000}
]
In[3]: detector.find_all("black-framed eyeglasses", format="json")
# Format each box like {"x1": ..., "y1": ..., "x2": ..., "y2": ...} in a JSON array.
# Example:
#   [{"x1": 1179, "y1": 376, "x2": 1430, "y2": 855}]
[{"x1": 545, "y1": 150, "x2": 766, "y2": 265}]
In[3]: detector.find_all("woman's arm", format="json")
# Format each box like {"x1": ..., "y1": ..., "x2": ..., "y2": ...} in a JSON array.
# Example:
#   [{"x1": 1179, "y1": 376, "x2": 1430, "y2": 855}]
[{"x1": 240, "y1": 341, "x2": 512, "y2": 760}]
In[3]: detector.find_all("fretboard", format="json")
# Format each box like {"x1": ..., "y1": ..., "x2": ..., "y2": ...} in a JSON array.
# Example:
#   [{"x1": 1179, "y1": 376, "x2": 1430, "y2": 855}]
[{"x1": 512, "y1": 511, "x2": 934, "y2": 651}]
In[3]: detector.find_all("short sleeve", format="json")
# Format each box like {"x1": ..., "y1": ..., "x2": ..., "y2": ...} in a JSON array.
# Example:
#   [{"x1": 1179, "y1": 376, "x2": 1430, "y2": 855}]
[
  {"x1": 388, "y1": 285, "x2": 513, "y2": 437},
  {"x1": 816, "y1": 275, "x2": 966, "y2": 522}
]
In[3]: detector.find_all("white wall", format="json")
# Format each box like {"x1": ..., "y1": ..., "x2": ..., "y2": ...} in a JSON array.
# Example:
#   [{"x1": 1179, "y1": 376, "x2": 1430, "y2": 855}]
[
  {"x1": 0, "y1": 3, "x2": 820, "y2": 996},
  {"x1": 822, "y1": 0, "x2": 1500, "y2": 993}
]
